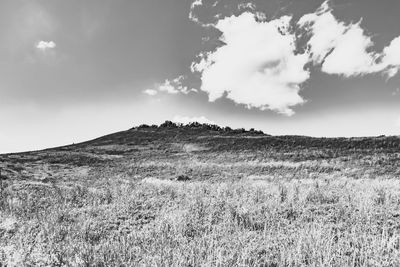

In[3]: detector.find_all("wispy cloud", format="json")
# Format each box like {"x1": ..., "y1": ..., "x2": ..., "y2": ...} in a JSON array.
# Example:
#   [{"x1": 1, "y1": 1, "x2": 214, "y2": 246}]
[
  {"x1": 146, "y1": 76, "x2": 196, "y2": 96},
  {"x1": 189, "y1": 0, "x2": 203, "y2": 24},
  {"x1": 143, "y1": 89, "x2": 158, "y2": 96},
  {"x1": 188, "y1": 0, "x2": 215, "y2": 27},
  {"x1": 238, "y1": 2, "x2": 256, "y2": 11}
]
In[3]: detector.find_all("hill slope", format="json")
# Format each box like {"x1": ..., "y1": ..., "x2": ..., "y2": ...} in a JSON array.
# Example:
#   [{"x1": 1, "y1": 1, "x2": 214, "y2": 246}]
[
  {"x1": 2, "y1": 121, "x2": 400, "y2": 182},
  {"x1": 2, "y1": 121, "x2": 400, "y2": 266}
]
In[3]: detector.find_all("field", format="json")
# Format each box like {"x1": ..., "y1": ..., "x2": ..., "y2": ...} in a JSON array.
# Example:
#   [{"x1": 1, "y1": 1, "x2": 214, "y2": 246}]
[{"x1": 1, "y1": 122, "x2": 400, "y2": 266}]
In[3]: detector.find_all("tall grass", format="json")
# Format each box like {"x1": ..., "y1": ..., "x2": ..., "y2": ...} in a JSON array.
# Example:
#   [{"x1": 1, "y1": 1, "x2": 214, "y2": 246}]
[{"x1": 2, "y1": 178, "x2": 400, "y2": 266}]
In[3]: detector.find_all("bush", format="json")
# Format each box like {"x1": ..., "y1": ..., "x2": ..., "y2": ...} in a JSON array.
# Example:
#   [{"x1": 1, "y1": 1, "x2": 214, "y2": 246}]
[{"x1": 160, "y1": 120, "x2": 178, "y2": 128}]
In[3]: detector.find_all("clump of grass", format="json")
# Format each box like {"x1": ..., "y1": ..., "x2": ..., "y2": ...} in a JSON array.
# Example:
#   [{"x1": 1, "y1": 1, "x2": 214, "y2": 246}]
[
  {"x1": 278, "y1": 183, "x2": 288, "y2": 203},
  {"x1": 374, "y1": 187, "x2": 387, "y2": 205}
]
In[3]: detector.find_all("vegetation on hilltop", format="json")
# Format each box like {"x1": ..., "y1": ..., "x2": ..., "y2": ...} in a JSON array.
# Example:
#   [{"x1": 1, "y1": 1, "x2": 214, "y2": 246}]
[{"x1": 134, "y1": 120, "x2": 266, "y2": 135}]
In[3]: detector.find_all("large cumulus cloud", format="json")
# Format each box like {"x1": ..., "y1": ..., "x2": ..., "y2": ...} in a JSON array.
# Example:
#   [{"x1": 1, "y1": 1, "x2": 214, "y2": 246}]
[
  {"x1": 192, "y1": 13, "x2": 310, "y2": 116},
  {"x1": 185, "y1": 0, "x2": 400, "y2": 116},
  {"x1": 298, "y1": 1, "x2": 400, "y2": 77}
]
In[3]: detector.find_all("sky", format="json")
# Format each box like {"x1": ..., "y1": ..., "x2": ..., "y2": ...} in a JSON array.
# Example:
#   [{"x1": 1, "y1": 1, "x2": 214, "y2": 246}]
[{"x1": 1, "y1": 0, "x2": 400, "y2": 153}]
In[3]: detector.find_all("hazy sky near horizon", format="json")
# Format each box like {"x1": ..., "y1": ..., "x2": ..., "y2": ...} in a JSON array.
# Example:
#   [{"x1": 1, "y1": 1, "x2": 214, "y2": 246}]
[{"x1": 1, "y1": 0, "x2": 400, "y2": 153}]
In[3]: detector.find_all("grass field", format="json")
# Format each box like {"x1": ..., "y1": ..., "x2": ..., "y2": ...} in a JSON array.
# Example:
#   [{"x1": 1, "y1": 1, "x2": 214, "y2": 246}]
[{"x1": 1, "y1": 122, "x2": 400, "y2": 266}]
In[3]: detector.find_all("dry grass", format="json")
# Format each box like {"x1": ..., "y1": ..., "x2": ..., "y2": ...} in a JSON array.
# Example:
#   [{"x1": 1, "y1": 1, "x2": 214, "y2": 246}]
[{"x1": 2, "y1": 176, "x2": 400, "y2": 266}]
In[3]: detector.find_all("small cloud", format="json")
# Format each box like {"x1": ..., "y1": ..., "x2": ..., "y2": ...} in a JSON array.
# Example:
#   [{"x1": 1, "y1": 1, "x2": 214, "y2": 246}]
[
  {"x1": 159, "y1": 81, "x2": 179, "y2": 94},
  {"x1": 392, "y1": 88, "x2": 400, "y2": 96},
  {"x1": 189, "y1": 0, "x2": 203, "y2": 23},
  {"x1": 143, "y1": 89, "x2": 158, "y2": 96},
  {"x1": 36, "y1": 40, "x2": 56, "y2": 51},
  {"x1": 190, "y1": 0, "x2": 202, "y2": 9},
  {"x1": 149, "y1": 76, "x2": 195, "y2": 95},
  {"x1": 238, "y1": 2, "x2": 256, "y2": 11},
  {"x1": 188, "y1": 0, "x2": 214, "y2": 27},
  {"x1": 172, "y1": 115, "x2": 216, "y2": 125}
]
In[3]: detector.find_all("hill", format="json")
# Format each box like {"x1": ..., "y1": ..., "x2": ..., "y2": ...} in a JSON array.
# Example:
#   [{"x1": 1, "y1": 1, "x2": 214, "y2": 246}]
[
  {"x1": 2, "y1": 121, "x2": 400, "y2": 182},
  {"x1": 1, "y1": 121, "x2": 400, "y2": 266}
]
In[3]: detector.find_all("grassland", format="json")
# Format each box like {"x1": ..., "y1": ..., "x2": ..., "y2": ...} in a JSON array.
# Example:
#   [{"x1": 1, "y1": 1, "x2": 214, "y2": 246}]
[{"x1": 1, "y1": 122, "x2": 400, "y2": 266}]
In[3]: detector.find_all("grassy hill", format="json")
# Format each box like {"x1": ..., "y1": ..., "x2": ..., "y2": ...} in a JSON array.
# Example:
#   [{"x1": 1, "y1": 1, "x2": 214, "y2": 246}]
[{"x1": 1, "y1": 121, "x2": 400, "y2": 266}]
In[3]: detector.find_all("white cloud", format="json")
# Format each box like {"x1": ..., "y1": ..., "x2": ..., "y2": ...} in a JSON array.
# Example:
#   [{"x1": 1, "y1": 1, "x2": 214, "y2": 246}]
[
  {"x1": 189, "y1": 0, "x2": 203, "y2": 24},
  {"x1": 184, "y1": 0, "x2": 400, "y2": 116},
  {"x1": 238, "y1": 2, "x2": 256, "y2": 11},
  {"x1": 172, "y1": 115, "x2": 216, "y2": 125},
  {"x1": 188, "y1": 0, "x2": 215, "y2": 27},
  {"x1": 298, "y1": 1, "x2": 400, "y2": 78},
  {"x1": 192, "y1": 12, "x2": 310, "y2": 116},
  {"x1": 381, "y1": 36, "x2": 400, "y2": 78},
  {"x1": 321, "y1": 25, "x2": 380, "y2": 76},
  {"x1": 159, "y1": 76, "x2": 190, "y2": 94},
  {"x1": 36, "y1": 40, "x2": 56, "y2": 51},
  {"x1": 143, "y1": 89, "x2": 158, "y2": 96},
  {"x1": 298, "y1": 2, "x2": 380, "y2": 77},
  {"x1": 190, "y1": 0, "x2": 202, "y2": 10},
  {"x1": 159, "y1": 80, "x2": 180, "y2": 94},
  {"x1": 147, "y1": 76, "x2": 194, "y2": 95},
  {"x1": 298, "y1": 1, "x2": 343, "y2": 64}
]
